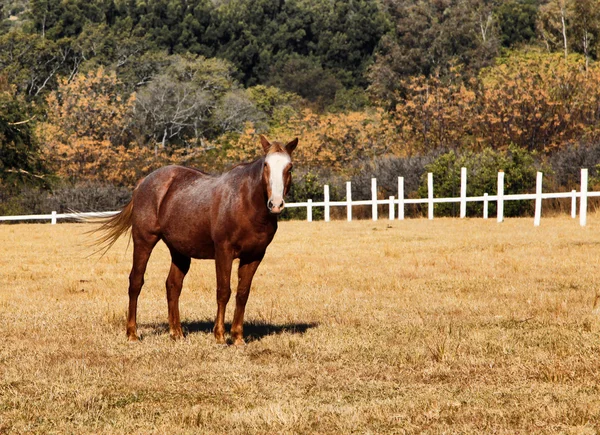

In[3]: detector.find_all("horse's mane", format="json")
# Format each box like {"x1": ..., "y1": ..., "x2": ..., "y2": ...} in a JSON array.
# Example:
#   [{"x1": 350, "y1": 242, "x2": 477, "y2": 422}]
[{"x1": 227, "y1": 157, "x2": 263, "y2": 172}]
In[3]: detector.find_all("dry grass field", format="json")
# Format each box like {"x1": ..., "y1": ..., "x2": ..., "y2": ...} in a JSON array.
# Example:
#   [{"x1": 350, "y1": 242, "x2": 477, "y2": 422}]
[{"x1": 2, "y1": 216, "x2": 600, "y2": 434}]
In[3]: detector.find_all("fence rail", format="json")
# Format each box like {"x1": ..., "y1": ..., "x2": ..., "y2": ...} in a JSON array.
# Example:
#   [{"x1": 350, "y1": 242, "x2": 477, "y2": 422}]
[{"x1": 1, "y1": 168, "x2": 596, "y2": 226}]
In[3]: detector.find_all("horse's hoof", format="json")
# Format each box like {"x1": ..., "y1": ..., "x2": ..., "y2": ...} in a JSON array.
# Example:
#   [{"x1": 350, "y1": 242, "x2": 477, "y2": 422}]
[
  {"x1": 170, "y1": 333, "x2": 184, "y2": 341},
  {"x1": 127, "y1": 334, "x2": 139, "y2": 342},
  {"x1": 233, "y1": 339, "x2": 246, "y2": 347}
]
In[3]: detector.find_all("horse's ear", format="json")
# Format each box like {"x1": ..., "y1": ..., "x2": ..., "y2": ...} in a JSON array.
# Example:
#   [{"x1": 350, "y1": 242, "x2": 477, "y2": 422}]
[
  {"x1": 259, "y1": 135, "x2": 271, "y2": 154},
  {"x1": 285, "y1": 138, "x2": 298, "y2": 156}
]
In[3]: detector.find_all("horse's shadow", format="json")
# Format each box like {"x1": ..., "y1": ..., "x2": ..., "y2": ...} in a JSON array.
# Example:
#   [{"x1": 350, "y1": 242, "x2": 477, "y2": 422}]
[{"x1": 142, "y1": 320, "x2": 318, "y2": 343}]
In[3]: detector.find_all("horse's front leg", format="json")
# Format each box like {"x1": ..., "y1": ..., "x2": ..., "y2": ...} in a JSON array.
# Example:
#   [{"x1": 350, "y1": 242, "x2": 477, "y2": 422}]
[
  {"x1": 214, "y1": 249, "x2": 233, "y2": 344},
  {"x1": 231, "y1": 256, "x2": 263, "y2": 346}
]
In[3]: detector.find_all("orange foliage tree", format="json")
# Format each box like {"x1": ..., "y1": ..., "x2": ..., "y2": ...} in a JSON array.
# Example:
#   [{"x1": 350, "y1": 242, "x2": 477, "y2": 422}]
[
  {"x1": 475, "y1": 51, "x2": 600, "y2": 152},
  {"x1": 390, "y1": 70, "x2": 478, "y2": 153},
  {"x1": 388, "y1": 51, "x2": 600, "y2": 155},
  {"x1": 38, "y1": 67, "x2": 166, "y2": 186},
  {"x1": 224, "y1": 108, "x2": 399, "y2": 173}
]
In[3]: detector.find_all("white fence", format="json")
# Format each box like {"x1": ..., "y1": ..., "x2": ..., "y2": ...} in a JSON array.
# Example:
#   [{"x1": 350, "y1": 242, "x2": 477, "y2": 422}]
[{"x1": 1, "y1": 168, "x2": 598, "y2": 226}]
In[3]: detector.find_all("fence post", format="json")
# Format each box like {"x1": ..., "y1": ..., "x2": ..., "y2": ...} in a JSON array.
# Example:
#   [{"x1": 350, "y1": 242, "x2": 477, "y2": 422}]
[
  {"x1": 389, "y1": 196, "x2": 395, "y2": 220},
  {"x1": 534, "y1": 171, "x2": 543, "y2": 226},
  {"x1": 460, "y1": 167, "x2": 467, "y2": 218},
  {"x1": 324, "y1": 185, "x2": 330, "y2": 222},
  {"x1": 51, "y1": 211, "x2": 57, "y2": 225},
  {"x1": 483, "y1": 193, "x2": 489, "y2": 219},
  {"x1": 307, "y1": 199, "x2": 313, "y2": 222},
  {"x1": 371, "y1": 178, "x2": 377, "y2": 221},
  {"x1": 346, "y1": 181, "x2": 352, "y2": 222},
  {"x1": 571, "y1": 190, "x2": 577, "y2": 218},
  {"x1": 497, "y1": 171, "x2": 505, "y2": 223},
  {"x1": 581, "y1": 168, "x2": 588, "y2": 227},
  {"x1": 398, "y1": 177, "x2": 404, "y2": 220},
  {"x1": 427, "y1": 172, "x2": 434, "y2": 220}
]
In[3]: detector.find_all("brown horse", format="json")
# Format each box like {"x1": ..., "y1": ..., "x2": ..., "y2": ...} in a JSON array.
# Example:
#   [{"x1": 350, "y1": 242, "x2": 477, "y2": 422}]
[{"x1": 94, "y1": 135, "x2": 298, "y2": 344}]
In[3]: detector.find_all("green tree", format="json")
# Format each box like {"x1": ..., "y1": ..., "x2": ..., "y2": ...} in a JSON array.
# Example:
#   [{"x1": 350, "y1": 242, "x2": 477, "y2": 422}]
[
  {"x1": 369, "y1": 0, "x2": 499, "y2": 105},
  {"x1": 495, "y1": 0, "x2": 539, "y2": 48},
  {"x1": 0, "y1": 75, "x2": 47, "y2": 193},
  {"x1": 0, "y1": 29, "x2": 79, "y2": 99}
]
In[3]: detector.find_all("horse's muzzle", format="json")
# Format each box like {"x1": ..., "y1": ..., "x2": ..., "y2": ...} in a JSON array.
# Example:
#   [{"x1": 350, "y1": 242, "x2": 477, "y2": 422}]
[{"x1": 268, "y1": 199, "x2": 285, "y2": 214}]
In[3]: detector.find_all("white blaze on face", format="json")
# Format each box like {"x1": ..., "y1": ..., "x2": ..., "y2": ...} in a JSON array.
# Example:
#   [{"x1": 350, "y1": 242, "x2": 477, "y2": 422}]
[{"x1": 265, "y1": 152, "x2": 291, "y2": 211}]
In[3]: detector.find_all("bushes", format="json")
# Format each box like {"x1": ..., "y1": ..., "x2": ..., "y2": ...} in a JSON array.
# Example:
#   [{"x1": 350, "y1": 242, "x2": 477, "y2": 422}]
[
  {"x1": 280, "y1": 171, "x2": 342, "y2": 221},
  {"x1": 0, "y1": 183, "x2": 132, "y2": 216},
  {"x1": 418, "y1": 146, "x2": 539, "y2": 217},
  {"x1": 547, "y1": 142, "x2": 600, "y2": 190},
  {"x1": 4, "y1": 143, "x2": 600, "y2": 220}
]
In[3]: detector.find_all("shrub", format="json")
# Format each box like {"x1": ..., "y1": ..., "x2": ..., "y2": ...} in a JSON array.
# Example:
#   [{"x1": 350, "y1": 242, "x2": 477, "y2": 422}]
[
  {"x1": 0, "y1": 183, "x2": 132, "y2": 217},
  {"x1": 547, "y1": 142, "x2": 600, "y2": 190},
  {"x1": 418, "y1": 146, "x2": 539, "y2": 217},
  {"x1": 280, "y1": 171, "x2": 342, "y2": 221}
]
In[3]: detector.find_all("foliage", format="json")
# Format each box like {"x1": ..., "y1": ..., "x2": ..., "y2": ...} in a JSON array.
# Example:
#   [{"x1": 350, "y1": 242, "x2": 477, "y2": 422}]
[
  {"x1": 280, "y1": 171, "x2": 331, "y2": 221},
  {"x1": 477, "y1": 51, "x2": 600, "y2": 151},
  {"x1": 1, "y1": 182, "x2": 132, "y2": 216},
  {"x1": 38, "y1": 67, "x2": 167, "y2": 186},
  {"x1": 418, "y1": 146, "x2": 539, "y2": 217},
  {"x1": 368, "y1": 0, "x2": 500, "y2": 105},
  {"x1": 390, "y1": 69, "x2": 478, "y2": 154},
  {"x1": 538, "y1": 0, "x2": 600, "y2": 64},
  {"x1": 548, "y1": 142, "x2": 600, "y2": 189},
  {"x1": 223, "y1": 108, "x2": 396, "y2": 174},
  {"x1": 388, "y1": 51, "x2": 600, "y2": 154},
  {"x1": 0, "y1": 75, "x2": 48, "y2": 194},
  {"x1": 495, "y1": 0, "x2": 539, "y2": 47},
  {"x1": 351, "y1": 152, "x2": 442, "y2": 202},
  {"x1": 4, "y1": 0, "x2": 600, "y2": 217}
]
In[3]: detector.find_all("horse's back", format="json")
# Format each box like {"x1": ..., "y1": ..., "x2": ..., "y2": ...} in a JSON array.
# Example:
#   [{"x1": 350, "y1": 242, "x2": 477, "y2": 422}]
[
  {"x1": 132, "y1": 165, "x2": 222, "y2": 257},
  {"x1": 131, "y1": 165, "x2": 213, "y2": 230}
]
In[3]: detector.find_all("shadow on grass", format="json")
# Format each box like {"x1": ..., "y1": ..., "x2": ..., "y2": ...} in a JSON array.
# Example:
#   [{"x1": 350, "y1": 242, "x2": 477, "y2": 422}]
[{"x1": 142, "y1": 320, "x2": 318, "y2": 343}]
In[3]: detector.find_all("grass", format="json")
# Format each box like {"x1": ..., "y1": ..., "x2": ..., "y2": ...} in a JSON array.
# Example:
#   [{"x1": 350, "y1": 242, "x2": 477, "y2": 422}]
[{"x1": 1, "y1": 216, "x2": 600, "y2": 434}]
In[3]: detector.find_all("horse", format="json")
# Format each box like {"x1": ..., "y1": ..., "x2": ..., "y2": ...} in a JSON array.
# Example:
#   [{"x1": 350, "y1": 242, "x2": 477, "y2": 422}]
[{"x1": 93, "y1": 135, "x2": 298, "y2": 345}]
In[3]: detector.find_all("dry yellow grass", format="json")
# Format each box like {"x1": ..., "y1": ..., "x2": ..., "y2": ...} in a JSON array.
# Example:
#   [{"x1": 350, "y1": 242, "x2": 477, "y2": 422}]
[{"x1": 1, "y1": 216, "x2": 600, "y2": 434}]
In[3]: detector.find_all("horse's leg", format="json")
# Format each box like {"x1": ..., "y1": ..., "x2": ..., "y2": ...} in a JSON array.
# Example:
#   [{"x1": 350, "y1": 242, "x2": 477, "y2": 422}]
[
  {"x1": 127, "y1": 235, "x2": 158, "y2": 341},
  {"x1": 213, "y1": 248, "x2": 233, "y2": 344},
  {"x1": 165, "y1": 251, "x2": 190, "y2": 340},
  {"x1": 231, "y1": 256, "x2": 263, "y2": 346}
]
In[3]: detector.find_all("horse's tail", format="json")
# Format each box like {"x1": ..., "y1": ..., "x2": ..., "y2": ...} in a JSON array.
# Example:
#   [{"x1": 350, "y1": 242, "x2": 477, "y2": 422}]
[{"x1": 88, "y1": 199, "x2": 135, "y2": 257}]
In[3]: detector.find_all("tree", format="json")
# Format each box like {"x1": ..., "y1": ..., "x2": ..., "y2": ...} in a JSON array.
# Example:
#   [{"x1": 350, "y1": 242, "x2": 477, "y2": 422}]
[
  {"x1": 495, "y1": 0, "x2": 539, "y2": 48},
  {"x1": 0, "y1": 75, "x2": 47, "y2": 192},
  {"x1": 266, "y1": 55, "x2": 342, "y2": 111},
  {"x1": 388, "y1": 69, "x2": 478, "y2": 154},
  {"x1": 39, "y1": 66, "x2": 149, "y2": 185},
  {"x1": 0, "y1": 29, "x2": 80, "y2": 98},
  {"x1": 368, "y1": 0, "x2": 499, "y2": 105},
  {"x1": 133, "y1": 54, "x2": 240, "y2": 151},
  {"x1": 570, "y1": 0, "x2": 600, "y2": 70},
  {"x1": 538, "y1": 0, "x2": 571, "y2": 60},
  {"x1": 476, "y1": 51, "x2": 600, "y2": 152},
  {"x1": 213, "y1": 89, "x2": 266, "y2": 134}
]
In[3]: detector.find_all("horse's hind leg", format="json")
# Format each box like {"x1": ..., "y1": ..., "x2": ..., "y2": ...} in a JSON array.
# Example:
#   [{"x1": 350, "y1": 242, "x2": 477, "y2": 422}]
[
  {"x1": 166, "y1": 251, "x2": 190, "y2": 340},
  {"x1": 127, "y1": 234, "x2": 158, "y2": 341}
]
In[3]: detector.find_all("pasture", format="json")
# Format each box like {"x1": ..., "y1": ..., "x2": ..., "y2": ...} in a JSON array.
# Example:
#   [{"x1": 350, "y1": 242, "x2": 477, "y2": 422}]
[{"x1": 1, "y1": 217, "x2": 600, "y2": 434}]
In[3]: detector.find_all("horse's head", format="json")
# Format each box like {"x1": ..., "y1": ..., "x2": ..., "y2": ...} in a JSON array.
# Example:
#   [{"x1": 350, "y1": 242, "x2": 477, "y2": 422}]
[{"x1": 260, "y1": 135, "x2": 298, "y2": 215}]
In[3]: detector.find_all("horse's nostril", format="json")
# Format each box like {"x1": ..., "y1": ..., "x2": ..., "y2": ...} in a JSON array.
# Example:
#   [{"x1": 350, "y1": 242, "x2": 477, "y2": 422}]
[{"x1": 267, "y1": 200, "x2": 274, "y2": 209}]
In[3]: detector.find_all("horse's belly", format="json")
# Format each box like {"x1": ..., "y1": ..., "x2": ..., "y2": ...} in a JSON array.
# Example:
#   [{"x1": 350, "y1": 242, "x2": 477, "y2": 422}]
[{"x1": 161, "y1": 223, "x2": 216, "y2": 259}]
